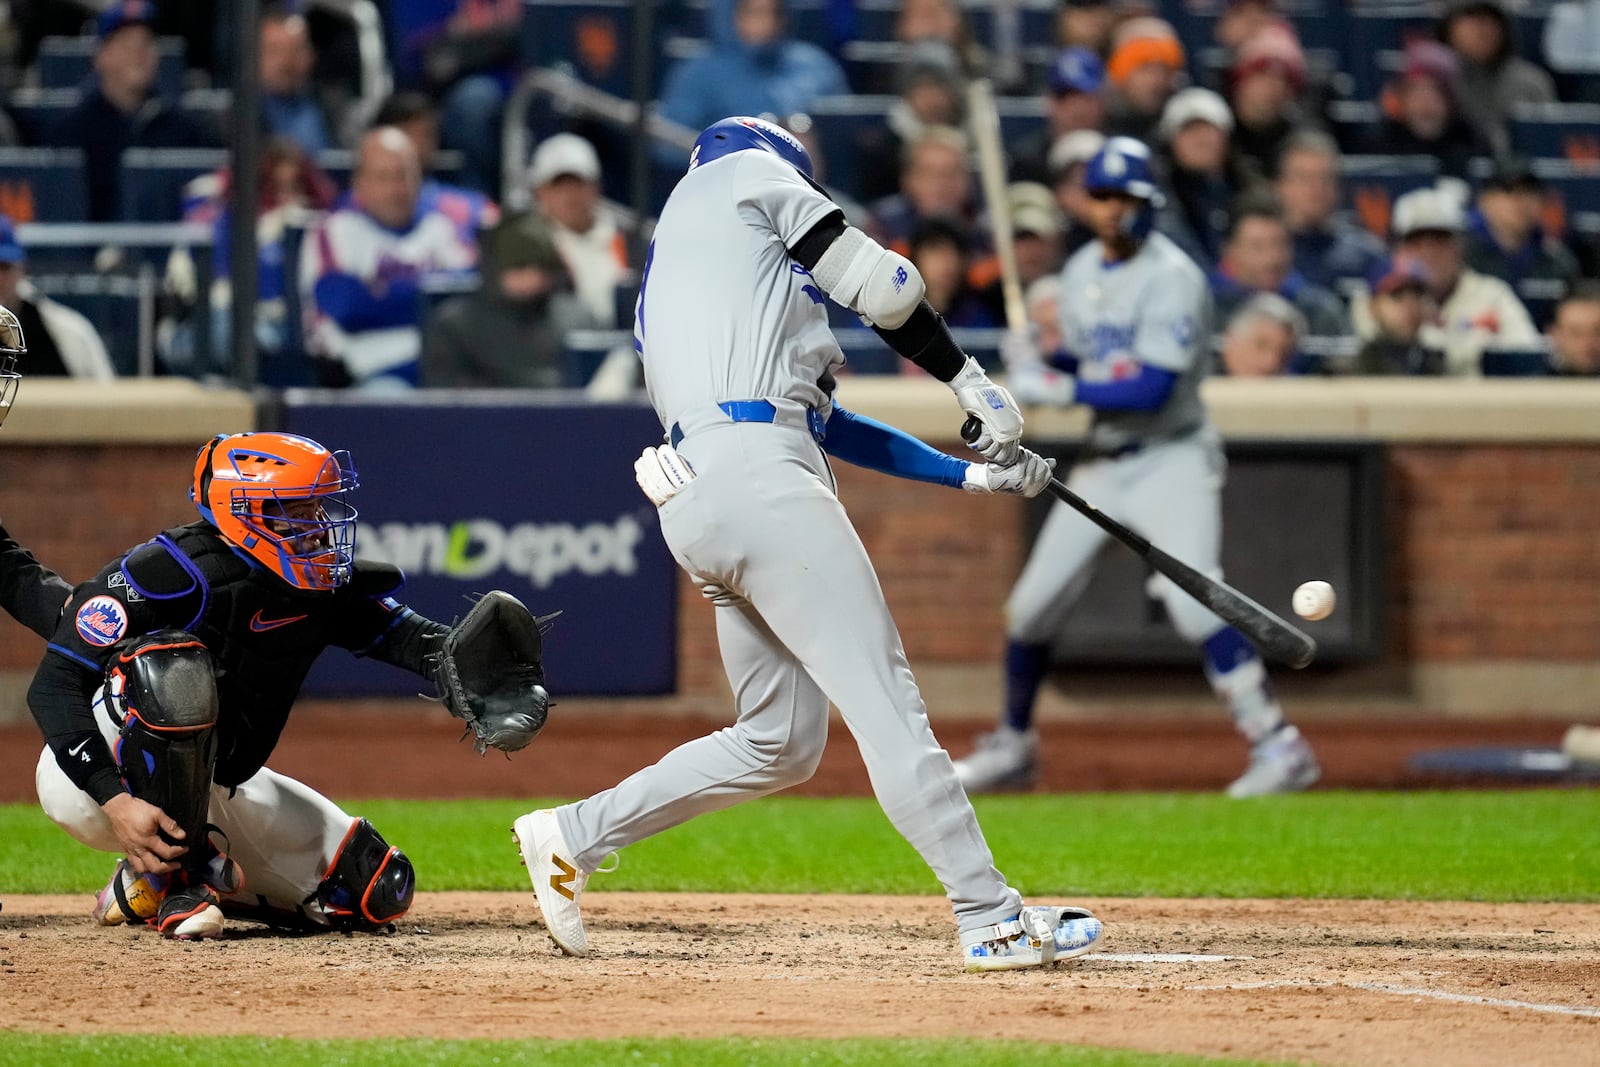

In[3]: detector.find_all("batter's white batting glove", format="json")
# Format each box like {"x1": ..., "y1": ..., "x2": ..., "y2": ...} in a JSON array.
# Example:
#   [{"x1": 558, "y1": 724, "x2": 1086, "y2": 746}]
[
  {"x1": 634, "y1": 444, "x2": 696, "y2": 507},
  {"x1": 949, "y1": 356, "x2": 1024, "y2": 465},
  {"x1": 1008, "y1": 360, "x2": 1077, "y2": 408},
  {"x1": 963, "y1": 449, "x2": 1056, "y2": 497},
  {"x1": 999, "y1": 327, "x2": 1042, "y2": 369}
]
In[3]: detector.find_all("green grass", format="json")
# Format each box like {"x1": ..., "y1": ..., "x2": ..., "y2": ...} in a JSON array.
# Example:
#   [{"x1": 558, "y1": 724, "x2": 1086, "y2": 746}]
[
  {"x1": 0, "y1": 1034, "x2": 1291, "y2": 1067},
  {"x1": 3, "y1": 790, "x2": 1596, "y2": 900}
]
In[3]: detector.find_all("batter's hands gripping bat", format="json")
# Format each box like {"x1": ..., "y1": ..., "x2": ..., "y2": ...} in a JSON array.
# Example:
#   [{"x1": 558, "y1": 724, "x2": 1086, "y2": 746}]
[
  {"x1": 962, "y1": 419, "x2": 1318, "y2": 669},
  {"x1": 967, "y1": 77, "x2": 1026, "y2": 332}
]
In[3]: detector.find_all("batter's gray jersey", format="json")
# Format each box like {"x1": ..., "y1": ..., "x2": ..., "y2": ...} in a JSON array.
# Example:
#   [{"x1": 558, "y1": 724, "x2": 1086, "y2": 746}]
[
  {"x1": 636, "y1": 151, "x2": 844, "y2": 428},
  {"x1": 1059, "y1": 231, "x2": 1211, "y2": 453},
  {"x1": 559, "y1": 148, "x2": 1028, "y2": 937}
]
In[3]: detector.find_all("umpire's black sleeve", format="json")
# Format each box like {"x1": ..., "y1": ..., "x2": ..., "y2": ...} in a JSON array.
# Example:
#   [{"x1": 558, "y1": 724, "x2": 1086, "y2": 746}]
[{"x1": 0, "y1": 521, "x2": 71, "y2": 639}]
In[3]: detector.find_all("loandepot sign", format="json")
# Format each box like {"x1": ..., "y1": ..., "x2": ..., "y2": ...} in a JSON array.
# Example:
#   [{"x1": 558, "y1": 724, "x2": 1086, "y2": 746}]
[{"x1": 356, "y1": 516, "x2": 646, "y2": 588}]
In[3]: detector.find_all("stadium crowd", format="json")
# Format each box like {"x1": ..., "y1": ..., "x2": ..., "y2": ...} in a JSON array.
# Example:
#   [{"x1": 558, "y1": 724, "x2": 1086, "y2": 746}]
[{"x1": 0, "y1": 0, "x2": 1597, "y2": 388}]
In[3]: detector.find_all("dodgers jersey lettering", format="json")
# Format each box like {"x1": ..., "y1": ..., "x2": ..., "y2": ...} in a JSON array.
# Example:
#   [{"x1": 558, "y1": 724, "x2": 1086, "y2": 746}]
[
  {"x1": 1059, "y1": 231, "x2": 1211, "y2": 452},
  {"x1": 636, "y1": 151, "x2": 844, "y2": 428}
]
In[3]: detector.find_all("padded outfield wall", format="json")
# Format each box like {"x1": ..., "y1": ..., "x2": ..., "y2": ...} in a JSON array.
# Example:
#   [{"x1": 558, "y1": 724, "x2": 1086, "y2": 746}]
[{"x1": 0, "y1": 378, "x2": 1594, "y2": 721}]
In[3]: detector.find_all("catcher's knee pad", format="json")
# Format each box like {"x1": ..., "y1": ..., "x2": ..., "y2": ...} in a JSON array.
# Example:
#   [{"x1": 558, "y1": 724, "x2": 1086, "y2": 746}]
[
  {"x1": 106, "y1": 631, "x2": 219, "y2": 851},
  {"x1": 316, "y1": 818, "x2": 414, "y2": 931}
]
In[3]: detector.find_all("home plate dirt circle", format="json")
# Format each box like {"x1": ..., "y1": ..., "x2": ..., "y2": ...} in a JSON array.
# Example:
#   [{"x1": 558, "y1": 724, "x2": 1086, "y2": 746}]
[{"x1": 2, "y1": 893, "x2": 1596, "y2": 1067}]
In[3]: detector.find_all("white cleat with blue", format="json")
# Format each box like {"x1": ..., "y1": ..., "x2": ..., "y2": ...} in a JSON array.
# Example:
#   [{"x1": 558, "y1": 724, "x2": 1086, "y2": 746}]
[{"x1": 961, "y1": 905, "x2": 1104, "y2": 972}]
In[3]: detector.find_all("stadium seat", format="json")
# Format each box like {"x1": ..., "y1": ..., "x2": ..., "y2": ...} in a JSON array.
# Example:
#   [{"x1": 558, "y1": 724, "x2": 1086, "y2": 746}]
[
  {"x1": 121, "y1": 148, "x2": 229, "y2": 223},
  {"x1": 0, "y1": 148, "x2": 88, "y2": 223},
  {"x1": 1507, "y1": 103, "x2": 1600, "y2": 162},
  {"x1": 29, "y1": 271, "x2": 147, "y2": 376},
  {"x1": 1345, "y1": 9, "x2": 1437, "y2": 101},
  {"x1": 1340, "y1": 154, "x2": 1440, "y2": 237},
  {"x1": 10, "y1": 86, "x2": 231, "y2": 154},
  {"x1": 1515, "y1": 276, "x2": 1567, "y2": 331},
  {"x1": 1480, "y1": 347, "x2": 1554, "y2": 376},
  {"x1": 561, "y1": 328, "x2": 630, "y2": 387},
  {"x1": 785, "y1": 0, "x2": 894, "y2": 48},
  {"x1": 1525, "y1": 158, "x2": 1600, "y2": 237},
  {"x1": 523, "y1": 0, "x2": 645, "y2": 100},
  {"x1": 806, "y1": 92, "x2": 1044, "y2": 203},
  {"x1": 5, "y1": 88, "x2": 81, "y2": 145},
  {"x1": 36, "y1": 35, "x2": 188, "y2": 98}
]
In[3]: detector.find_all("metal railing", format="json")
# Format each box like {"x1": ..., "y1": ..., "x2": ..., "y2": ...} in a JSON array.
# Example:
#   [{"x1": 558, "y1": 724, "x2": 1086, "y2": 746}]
[
  {"x1": 306, "y1": 0, "x2": 393, "y2": 116},
  {"x1": 500, "y1": 66, "x2": 697, "y2": 212},
  {"x1": 17, "y1": 223, "x2": 213, "y2": 378}
]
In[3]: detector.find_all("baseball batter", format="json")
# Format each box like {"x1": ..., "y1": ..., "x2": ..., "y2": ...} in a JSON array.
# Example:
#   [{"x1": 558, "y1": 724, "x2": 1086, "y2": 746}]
[
  {"x1": 514, "y1": 116, "x2": 1104, "y2": 972},
  {"x1": 953, "y1": 137, "x2": 1321, "y2": 799}
]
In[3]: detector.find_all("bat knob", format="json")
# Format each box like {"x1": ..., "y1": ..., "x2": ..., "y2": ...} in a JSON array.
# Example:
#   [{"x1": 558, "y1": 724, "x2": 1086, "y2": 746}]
[{"x1": 961, "y1": 416, "x2": 981, "y2": 444}]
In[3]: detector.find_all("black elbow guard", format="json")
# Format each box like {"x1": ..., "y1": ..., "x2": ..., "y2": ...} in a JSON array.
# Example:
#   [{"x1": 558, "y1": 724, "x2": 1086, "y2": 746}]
[{"x1": 872, "y1": 301, "x2": 967, "y2": 381}]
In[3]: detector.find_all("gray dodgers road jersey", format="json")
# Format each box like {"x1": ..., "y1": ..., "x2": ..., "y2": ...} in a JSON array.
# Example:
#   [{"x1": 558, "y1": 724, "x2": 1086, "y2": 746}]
[
  {"x1": 1058, "y1": 231, "x2": 1212, "y2": 453},
  {"x1": 635, "y1": 150, "x2": 845, "y2": 429}
]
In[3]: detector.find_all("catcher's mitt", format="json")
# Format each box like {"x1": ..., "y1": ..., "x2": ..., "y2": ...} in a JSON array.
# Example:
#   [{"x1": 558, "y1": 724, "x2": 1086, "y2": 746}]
[{"x1": 428, "y1": 591, "x2": 558, "y2": 756}]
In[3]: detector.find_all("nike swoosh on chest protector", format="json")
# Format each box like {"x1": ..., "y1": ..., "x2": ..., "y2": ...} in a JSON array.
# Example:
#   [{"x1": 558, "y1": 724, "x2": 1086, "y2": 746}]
[{"x1": 250, "y1": 610, "x2": 308, "y2": 632}]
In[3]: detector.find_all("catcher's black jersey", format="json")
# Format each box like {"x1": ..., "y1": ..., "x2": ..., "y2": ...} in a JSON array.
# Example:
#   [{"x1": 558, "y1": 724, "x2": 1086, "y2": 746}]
[{"x1": 30, "y1": 521, "x2": 444, "y2": 802}]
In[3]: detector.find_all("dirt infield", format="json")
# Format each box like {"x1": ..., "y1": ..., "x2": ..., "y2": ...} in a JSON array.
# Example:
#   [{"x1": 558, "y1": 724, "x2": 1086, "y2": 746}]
[
  {"x1": 2, "y1": 893, "x2": 1596, "y2": 1066},
  {"x1": 4, "y1": 708, "x2": 1595, "y2": 1065}
]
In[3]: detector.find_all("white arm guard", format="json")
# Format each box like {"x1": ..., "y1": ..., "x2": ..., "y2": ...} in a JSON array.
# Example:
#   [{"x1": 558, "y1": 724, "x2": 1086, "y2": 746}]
[{"x1": 811, "y1": 226, "x2": 924, "y2": 329}]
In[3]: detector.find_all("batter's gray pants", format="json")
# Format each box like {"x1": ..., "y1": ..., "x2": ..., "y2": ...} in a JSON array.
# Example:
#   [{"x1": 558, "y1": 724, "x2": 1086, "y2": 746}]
[{"x1": 559, "y1": 406, "x2": 1023, "y2": 933}]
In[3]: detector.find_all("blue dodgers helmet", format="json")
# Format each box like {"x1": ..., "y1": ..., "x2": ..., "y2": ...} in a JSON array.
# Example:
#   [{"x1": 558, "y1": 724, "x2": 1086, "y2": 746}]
[
  {"x1": 1083, "y1": 136, "x2": 1166, "y2": 239},
  {"x1": 688, "y1": 116, "x2": 814, "y2": 179}
]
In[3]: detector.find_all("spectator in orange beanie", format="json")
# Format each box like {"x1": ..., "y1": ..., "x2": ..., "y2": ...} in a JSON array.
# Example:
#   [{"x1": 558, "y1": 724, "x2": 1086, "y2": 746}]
[{"x1": 1103, "y1": 17, "x2": 1186, "y2": 144}]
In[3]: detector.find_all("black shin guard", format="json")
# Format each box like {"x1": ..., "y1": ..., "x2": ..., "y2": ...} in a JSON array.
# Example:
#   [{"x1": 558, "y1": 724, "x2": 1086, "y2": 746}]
[
  {"x1": 107, "y1": 632, "x2": 220, "y2": 853},
  {"x1": 316, "y1": 818, "x2": 414, "y2": 931}
]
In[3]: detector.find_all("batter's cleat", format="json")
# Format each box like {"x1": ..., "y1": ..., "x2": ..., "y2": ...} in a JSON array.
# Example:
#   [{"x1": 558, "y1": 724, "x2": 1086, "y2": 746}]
[
  {"x1": 962, "y1": 906, "x2": 1104, "y2": 972},
  {"x1": 92, "y1": 860, "x2": 166, "y2": 926},
  {"x1": 152, "y1": 884, "x2": 224, "y2": 940},
  {"x1": 1227, "y1": 724, "x2": 1321, "y2": 798},
  {"x1": 513, "y1": 809, "x2": 592, "y2": 956},
  {"x1": 953, "y1": 725, "x2": 1038, "y2": 794}
]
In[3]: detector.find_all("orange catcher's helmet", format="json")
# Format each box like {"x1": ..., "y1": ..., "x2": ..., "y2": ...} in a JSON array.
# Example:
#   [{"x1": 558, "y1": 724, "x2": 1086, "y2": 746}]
[{"x1": 191, "y1": 432, "x2": 359, "y2": 590}]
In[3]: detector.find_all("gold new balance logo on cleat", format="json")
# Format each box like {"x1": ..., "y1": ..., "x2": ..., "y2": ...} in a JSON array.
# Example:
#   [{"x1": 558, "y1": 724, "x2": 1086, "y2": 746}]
[{"x1": 550, "y1": 855, "x2": 578, "y2": 900}]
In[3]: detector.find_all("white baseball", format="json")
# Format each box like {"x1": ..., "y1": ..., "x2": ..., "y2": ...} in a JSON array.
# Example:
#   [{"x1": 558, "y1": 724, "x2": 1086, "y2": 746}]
[{"x1": 1292, "y1": 581, "x2": 1336, "y2": 621}]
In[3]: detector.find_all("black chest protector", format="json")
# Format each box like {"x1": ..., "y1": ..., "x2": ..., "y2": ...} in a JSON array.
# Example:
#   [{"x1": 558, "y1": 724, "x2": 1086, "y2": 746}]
[{"x1": 123, "y1": 523, "x2": 389, "y2": 786}]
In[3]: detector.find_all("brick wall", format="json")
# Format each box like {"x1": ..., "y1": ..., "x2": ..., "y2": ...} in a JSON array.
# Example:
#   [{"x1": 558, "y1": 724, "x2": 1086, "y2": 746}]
[
  {"x1": 1385, "y1": 445, "x2": 1600, "y2": 663},
  {"x1": 3, "y1": 441, "x2": 1596, "y2": 699}
]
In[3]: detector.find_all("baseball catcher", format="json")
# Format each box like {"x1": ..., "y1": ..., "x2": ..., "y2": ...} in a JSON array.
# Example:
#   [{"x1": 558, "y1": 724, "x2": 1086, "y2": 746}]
[{"x1": 29, "y1": 431, "x2": 553, "y2": 939}]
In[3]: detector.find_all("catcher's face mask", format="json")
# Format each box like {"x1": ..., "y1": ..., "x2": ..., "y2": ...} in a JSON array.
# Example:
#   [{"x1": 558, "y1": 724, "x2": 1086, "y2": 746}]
[
  {"x1": 193, "y1": 432, "x2": 359, "y2": 590},
  {"x1": 0, "y1": 305, "x2": 24, "y2": 428}
]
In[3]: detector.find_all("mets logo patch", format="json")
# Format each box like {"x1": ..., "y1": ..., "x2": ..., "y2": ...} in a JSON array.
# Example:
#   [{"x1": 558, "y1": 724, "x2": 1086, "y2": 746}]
[{"x1": 75, "y1": 595, "x2": 128, "y2": 647}]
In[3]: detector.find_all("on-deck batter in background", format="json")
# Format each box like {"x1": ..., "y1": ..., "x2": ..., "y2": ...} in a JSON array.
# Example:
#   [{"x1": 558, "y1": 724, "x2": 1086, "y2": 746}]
[{"x1": 953, "y1": 136, "x2": 1322, "y2": 800}]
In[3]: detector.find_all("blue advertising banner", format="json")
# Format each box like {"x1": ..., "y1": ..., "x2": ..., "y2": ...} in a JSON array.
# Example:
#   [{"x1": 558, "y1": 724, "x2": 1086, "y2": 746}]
[{"x1": 282, "y1": 394, "x2": 676, "y2": 696}]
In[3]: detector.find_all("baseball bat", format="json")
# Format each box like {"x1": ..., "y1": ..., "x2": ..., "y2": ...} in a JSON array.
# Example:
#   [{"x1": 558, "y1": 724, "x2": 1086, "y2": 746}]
[
  {"x1": 961, "y1": 421, "x2": 1318, "y2": 669},
  {"x1": 966, "y1": 77, "x2": 1026, "y2": 331}
]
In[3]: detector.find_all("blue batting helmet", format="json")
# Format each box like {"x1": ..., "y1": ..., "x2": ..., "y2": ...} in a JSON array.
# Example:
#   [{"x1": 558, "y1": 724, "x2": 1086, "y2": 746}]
[
  {"x1": 688, "y1": 116, "x2": 814, "y2": 179},
  {"x1": 1083, "y1": 136, "x2": 1165, "y2": 240}
]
